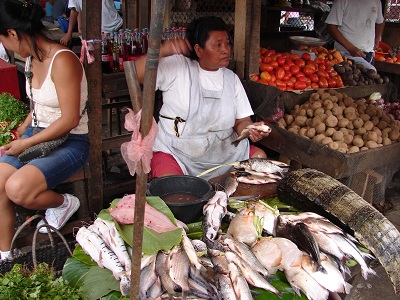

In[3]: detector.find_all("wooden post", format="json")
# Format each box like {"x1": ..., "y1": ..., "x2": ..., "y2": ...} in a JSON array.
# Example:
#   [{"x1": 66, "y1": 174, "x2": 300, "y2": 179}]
[
  {"x1": 81, "y1": 0, "x2": 103, "y2": 216},
  {"x1": 129, "y1": 0, "x2": 167, "y2": 298}
]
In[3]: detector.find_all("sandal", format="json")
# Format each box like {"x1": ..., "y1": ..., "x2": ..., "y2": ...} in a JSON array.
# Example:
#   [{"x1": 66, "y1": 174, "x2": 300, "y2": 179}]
[{"x1": 373, "y1": 199, "x2": 394, "y2": 214}]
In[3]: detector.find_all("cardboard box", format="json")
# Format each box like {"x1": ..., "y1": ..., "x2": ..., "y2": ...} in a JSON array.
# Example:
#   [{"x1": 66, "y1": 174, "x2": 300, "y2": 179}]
[{"x1": 0, "y1": 59, "x2": 20, "y2": 100}]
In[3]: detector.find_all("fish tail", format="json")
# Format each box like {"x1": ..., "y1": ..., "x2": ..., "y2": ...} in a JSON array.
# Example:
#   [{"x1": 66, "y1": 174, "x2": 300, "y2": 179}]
[
  {"x1": 231, "y1": 140, "x2": 240, "y2": 147},
  {"x1": 317, "y1": 264, "x2": 327, "y2": 274}
]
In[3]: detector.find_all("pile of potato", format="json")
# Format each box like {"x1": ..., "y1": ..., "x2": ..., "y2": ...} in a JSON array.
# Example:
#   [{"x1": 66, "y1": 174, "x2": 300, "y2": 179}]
[{"x1": 277, "y1": 89, "x2": 400, "y2": 154}]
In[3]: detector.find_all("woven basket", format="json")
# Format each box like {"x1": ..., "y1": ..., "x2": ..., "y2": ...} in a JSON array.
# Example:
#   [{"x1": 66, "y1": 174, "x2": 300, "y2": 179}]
[{"x1": 0, "y1": 215, "x2": 74, "y2": 275}]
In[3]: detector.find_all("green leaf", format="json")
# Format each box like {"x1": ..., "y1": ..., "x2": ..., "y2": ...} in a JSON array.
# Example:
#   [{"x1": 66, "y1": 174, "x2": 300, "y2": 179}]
[
  {"x1": 98, "y1": 196, "x2": 182, "y2": 254},
  {"x1": 100, "y1": 290, "x2": 129, "y2": 300}
]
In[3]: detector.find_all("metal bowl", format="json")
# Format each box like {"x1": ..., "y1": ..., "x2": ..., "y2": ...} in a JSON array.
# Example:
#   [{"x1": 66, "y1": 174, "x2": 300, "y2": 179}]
[
  {"x1": 289, "y1": 36, "x2": 326, "y2": 47},
  {"x1": 147, "y1": 175, "x2": 215, "y2": 224}
]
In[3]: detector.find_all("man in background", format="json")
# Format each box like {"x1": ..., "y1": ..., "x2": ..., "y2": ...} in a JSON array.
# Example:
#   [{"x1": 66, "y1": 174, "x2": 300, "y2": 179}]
[{"x1": 325, "y1": 0, "x2": 385, "y2": 70}]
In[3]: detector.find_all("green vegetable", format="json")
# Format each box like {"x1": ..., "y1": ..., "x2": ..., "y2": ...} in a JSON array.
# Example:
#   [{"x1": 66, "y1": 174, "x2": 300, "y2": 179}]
[
  {"x1": 0, "y1": 92, "x2": 29, "y2": 146},
  {"x1": 0, "y1": 263, "x2": 86, "y2": 299}
]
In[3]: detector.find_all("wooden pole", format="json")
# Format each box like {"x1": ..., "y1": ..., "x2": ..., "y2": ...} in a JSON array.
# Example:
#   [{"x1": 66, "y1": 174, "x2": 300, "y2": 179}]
[{"x1": 129, "y1": 0, "x2": 167, "y2": 298}]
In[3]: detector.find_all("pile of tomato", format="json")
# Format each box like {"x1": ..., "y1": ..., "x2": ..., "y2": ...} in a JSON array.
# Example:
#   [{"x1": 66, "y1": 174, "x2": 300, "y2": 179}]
[{"x1": 251, "y1": 48, "x2": 345, "y2": 91}]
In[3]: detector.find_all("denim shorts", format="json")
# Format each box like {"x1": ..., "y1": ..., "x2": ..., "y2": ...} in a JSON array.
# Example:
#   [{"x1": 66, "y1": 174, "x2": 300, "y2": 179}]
[{"x1": 0, "y1": 126, "x2": 90, "y2": 189}]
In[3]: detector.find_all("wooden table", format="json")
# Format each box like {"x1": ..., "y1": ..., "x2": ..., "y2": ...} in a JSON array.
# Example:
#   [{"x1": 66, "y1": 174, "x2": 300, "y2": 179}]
[
  {"x1": 374, "y1": 60, "x2": 400, "y2": 99},
  {"x1": 43, "y1": 21, "x2": 81, "y2": 45}
]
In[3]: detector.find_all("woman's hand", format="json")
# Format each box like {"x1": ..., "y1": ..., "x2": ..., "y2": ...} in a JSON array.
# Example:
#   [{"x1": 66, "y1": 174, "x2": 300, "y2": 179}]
[
  {"x1": 2, "y1": 138, "x2": 28, "y2": 156},
  {"x1": 248, "y1": 121, "x2": 271, "y2": 143},
  {"x1": 160, "y1": 37, "x2": 192, "y2": 58}
]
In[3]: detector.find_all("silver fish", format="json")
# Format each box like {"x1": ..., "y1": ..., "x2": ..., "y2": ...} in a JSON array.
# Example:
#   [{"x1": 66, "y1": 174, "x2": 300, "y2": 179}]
[
  {"x1": 139, "y1": 259, "x2": 157, "y2": 300},
  {"x1": 232, "y1": 171, "x2": 278, "y2": 185},
  {"x1": 232, "y1": 124, "x2": 271, "y2": 147},
  {"x1": 155, "y1": 251, "x2": 179, "y2": 297},
  {"x1": 147, "y1": 276, "x2": 163, "y2": 300},
  {"x1": 89, "y1": 218, "x2": 132, "y2": 273},
  {"x1": 203, "y1": 191, "x2": 228, "y2": 241},
  {"x1": 223, "y1": 235, "x2": 269, "y2": 277},
  {"x1": 250, "y1": 201, "x2": 279, "y2": 236},
  {"x1": 225, "y1": 251, "x2": 280, "y2": 296},
  {"x1": 251, "y1": 237, "x2": 283, "y2": 275},
  {"x1": 228, "y1": 262, "x2": 253, "y2": 300},
  {"x1": 235, "y1": 158, "x2": 289, "y2": 176},
  {"x1": 223, "y1": 175, "x2": 238, "y2": 197},
  {"x1": 168, "y1": 245, "x2": 190, "y2": 295},
  {"x1": 311, "y1": 231, "x2": 347, "y2": 262},
  {"x1": 182, "y1": 230, "x2": 205, "y2": 272},
  {"x1": 141, "y1": 252, "x2": 157, "y2": 270},
  {"x1": 285, "y1": 266, "x2": 329, "y2": 300},
  {"x1": 227, "y1": 207, "x2": 259, "y2": 246},
  {"x1": 209, "y1": 249, "x2": 230, "y2": 275},
  {"x1": 216, "y1": 273, "x2": 238, "y2": 300},
  {"x1": 75, "y1": 227, "x2": 131, "y2": 296},
  {"x1": 189, "y1": 266, "x2": 219, "y2": 299},
  {"x1": 327, "y1": 233, "x2": 376, "y2": 280}
]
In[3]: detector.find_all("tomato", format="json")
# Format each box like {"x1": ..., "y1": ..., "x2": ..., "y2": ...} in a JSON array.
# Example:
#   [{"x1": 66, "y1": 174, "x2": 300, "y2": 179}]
[
  {"x1": 316, "y1": 70, "x2": 329, "y2": 78},
  {"x1": 297, "y1": 75, "x2": 308, "y2": 82},
  {"x1": 275, "y1": 79, "x2": 287, "y2": 91},
  {"x1": 318, "y1": 76, "x2": 329, "y2": 88},
  {"x1": 289, "y1": 76, "x2": 297, "y2": 83},
  {"x1": 260, "y1": 63, "x2": 273, "y2": 72},
  {"x1": 264, "y1": 49, "x2": 275, "y2": 57},
  {"x1": 258, "y1": 78, "x2": 269, "y2": 85},
  {"x1": 327, "y1": 78, "x2": 337, "y2": 88},
  {"x1": 294, "y1": 58, "x2": 306, "y2": 68},
  {"x1": 294, "y1": 81, "x2": 307, "y2": 90},
  {"x1": 295, "y1": 71, "x2": 305, "y2": 78},
  {"x1": 308, "y1": 73, "x2": 319, "y2": 83},
  {"x1": 314, "y1": 57, "x2": 325, "y2": 65},
  {"x1": 286, "y1": 59, "x2": 295, "y2": 66},
  {"x1": 262, "y1": 56, "x2": 272, "y2": 64},
  {"x1": 286, "y1": 80, "x2": 294, "y2": 87},
  {"x1": 269, "y1": 60, "x2": 279, "y2": 69},
  {"x1": 270, "y1": 74, "x2": 276, "y2": 82},
  {"x1": 260, "y1": 71, "x2": 272, "y2": 81},
  {"x1": 267, "y1": 81, "x2": 277, "y2": 87},
  {"x1": 289, "y1": 53, "x2": 301, "y2": 61},
  {"x1": 282, "y1": 64, "x2": 291, "y2": 72},
  {"x1": 290, "y1": 65, "x2": 300, "y2": 75},
  {"x1": 276, "y1": 56, "x2": 286, "y2": 66},
  {"x1": 250, "y1": 74, "x2": 260, "y2": 82},
  {"x1": 301, "y1": 52, "x2": 312, "y2": 61},
  {"x1": 310, "y1": 82, "x2": 319, "y2": 89},
  {"x1": 303, "y1": 66, "x2": 315, "y2": 76},
  {"x1": 276, "y1": 67, "x2": 285, "y2": 80}
]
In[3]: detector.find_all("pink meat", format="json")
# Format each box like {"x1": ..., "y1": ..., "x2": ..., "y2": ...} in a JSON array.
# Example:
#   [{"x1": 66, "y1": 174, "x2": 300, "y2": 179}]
[{"x1": 109, "y1": 194, "x2": 178, "y2": 233}]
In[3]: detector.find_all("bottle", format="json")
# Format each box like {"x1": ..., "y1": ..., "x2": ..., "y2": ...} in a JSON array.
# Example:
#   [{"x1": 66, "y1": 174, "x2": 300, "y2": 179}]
[
  {"x1": 101, "y1": 32, "x2": 111, "y2": 73},
  {"x1": 111, "y1": 32, "x2": 120, "y2": 72},
  {"x1": 118, "y1": 32, "x2": 128, "y2": 70},
  {"x1": 141, "y1": 28, "x2": 148, "y2": 55}
]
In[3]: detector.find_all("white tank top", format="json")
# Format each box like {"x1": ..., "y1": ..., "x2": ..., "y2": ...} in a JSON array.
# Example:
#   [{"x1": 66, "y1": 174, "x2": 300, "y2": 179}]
[{"x1": 25, "y1": 49, "x2": 89, "y2": 134}]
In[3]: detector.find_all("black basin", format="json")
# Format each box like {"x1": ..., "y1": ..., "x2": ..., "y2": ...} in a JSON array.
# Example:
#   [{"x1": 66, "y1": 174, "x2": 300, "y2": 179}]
[{"x1": 147, "y1": 175, "x2": 215, "y2": 224}]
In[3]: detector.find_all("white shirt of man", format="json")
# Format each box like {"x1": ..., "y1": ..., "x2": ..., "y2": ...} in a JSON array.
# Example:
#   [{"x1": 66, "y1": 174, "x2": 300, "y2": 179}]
[
  {"x1": 325, "y1": 0, "x2": 384, "y2": 53},
  {"x1": 67, "y1": 0, "x2": 122, "y2": 33}
]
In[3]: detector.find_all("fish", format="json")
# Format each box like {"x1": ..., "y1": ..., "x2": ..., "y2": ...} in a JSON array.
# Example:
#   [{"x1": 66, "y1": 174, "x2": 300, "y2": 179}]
[
  {"x1": 327, "y1": 233, "x2": 376, "y2": 280},
  {"x1": 89, "y1": 218, "x2": 132, "y2": 273},
  {"x1": 203, "y1": 191, "x2": 228, "y2": 241},
  {"x1": 281, "y1": 221, "x2": 326, "y2": 273},
  {"x1": 277, "y1": 168, "x2": 400, "y2": 293},
  {"x1": 223, "y1": 235, "x2": 269, "y2": 277},
  {"x1": 284, "y1": 266, "x2": 329, "y2": 300},
  {"x1": 168, "y1": 245, "x2": 190, "y2": 296},
  {"x1": 75, "y1": 227, "x2": 131, "y2": 296},
  {"x1": 141, "y1": 252, "x2": 157, "y2": 270},
  {"x1": 232, "y1": 170, "x2": 278, "y2": 185},
  {"x1": 310, "y1": 231, "x2": 347, "y2": 262},
  {"x1": 225, "y1": 251, "x2": 281, "y2": 296},
  {"x1": 147, "y1": 276, "x2": 163, "y2": 300},
  {"x1": 232, "y1": 123, "x2": 271, "y2": 146},
  {"x1": 189, "y1": 266, "x2": 219, "y2": 299},
  {"x1": 188, "y1": 277, "x2": 219, "y2": 300},
  {"x1": 181, "y1": 230, "x2": 205, "y2": 272},
  {"x1": 228, "y1": 262, "x2": 253, "y2": 300},
  {"x1": 208, "y1": 249, "x2": 229, "y2": 275},
  {"x1": 301, "y1": 253, "x2": 352, "y2": 294},
  {"x1": 216, "y1": 273, "x2": 238, "y2": 300},
  {"x1": 227, "y1": 207, "x2": 259, "y2": 246},
  {"x1": 251, "y1": 237, "x2": 283, "y2": 275},
  {"x1": 155, "y1": 251, "x2": 179, "y2": 297},
  {"x1": 234, "y1": 158, "x2": 289, "y2": 176},
  {"x1": 271, "y1": 237, "x2": 304, "y2": 270},
  {"x1": 139, "y1": 259, "x2": 158, "y2": 300},
  {"x1": 250, "y1": 201, "x2": 279, "y2": 236},
  {"x1": 223, "y1": 175, "x2": 238, "y2": 197},
  {"x1": 108, "y1": 194, "x2": 178, "y2": 233}
]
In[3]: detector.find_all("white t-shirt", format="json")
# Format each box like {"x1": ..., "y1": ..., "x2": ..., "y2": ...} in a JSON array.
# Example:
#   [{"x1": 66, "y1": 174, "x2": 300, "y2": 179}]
[
  {"x1": 325, "y1": 0, "x2": 384, "y2": 53},
  {"x1": 156, "y1": 55, "x2": 254, "y2": 136},
  {"x1": 0, "y1": 42, "x2": 9, "y2": 63},
  {"x1": 68, "y1": 0, "x2": 123, "y2": 32}
]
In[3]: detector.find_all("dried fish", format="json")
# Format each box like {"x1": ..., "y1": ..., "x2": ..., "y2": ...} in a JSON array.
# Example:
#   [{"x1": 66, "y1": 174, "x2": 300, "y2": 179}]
[
  {"x1": 203, "y1": 191, "x2": 228, "y2": 241},
  {"x1": 232, "y1": 123, "x2": 271, "y2": 147}
]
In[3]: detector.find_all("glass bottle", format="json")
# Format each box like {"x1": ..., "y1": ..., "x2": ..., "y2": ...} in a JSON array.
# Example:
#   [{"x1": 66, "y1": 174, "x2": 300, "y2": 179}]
[
  {"x1": 111, "y1": 31, "x2": 120, "y2": 72},
  {"x1": 101, "y1": 32, "x2": 111, "y2": 73}
]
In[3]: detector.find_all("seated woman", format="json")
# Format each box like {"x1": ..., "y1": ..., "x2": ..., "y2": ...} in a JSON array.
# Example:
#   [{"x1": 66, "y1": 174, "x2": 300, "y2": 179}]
[
  {"x1": 134, "y1": 16, "x2": 270, "y2": 180},
  {"x1": 0, "y1": 0, "x2": 89, "y2": 259}
]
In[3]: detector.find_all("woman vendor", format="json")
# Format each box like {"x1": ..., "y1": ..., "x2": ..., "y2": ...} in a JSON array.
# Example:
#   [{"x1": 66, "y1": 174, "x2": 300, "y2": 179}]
[{"x1": 134, "y1": 16, "x2": 270, "y2": 180}]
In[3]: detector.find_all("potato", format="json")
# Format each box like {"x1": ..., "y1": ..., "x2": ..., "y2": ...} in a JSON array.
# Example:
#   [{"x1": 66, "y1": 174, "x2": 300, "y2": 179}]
[
  {"x1": 306, "y1": 128, "x2": 316, "y2": 138},
  {"x1": 314, "y1": 107, "x2": 325, "y2": 116},
  {"x1": 363, "y1": 120, "x2": 374, "y2": 131},
  {"x1": 306, "y1": 109, "x2": 314, "y2": 118},
  {"x1": 338, "y1": 118, "x2": 349, "y2": 128},
  {"x1": 332, "y1": 130, "x2": 344, "y2": 141},
  {"x1": 295, "y1": 115, "x2": 308, "y2": 127},
  {"x1": 383, "y1": 137, "x2": 392, "y2": 146},
  {"x1": 328, "y1": 142, "x2": 339, "y2": 150},
  {"x1": 360, "y1": 113, "x2": 371, "y2": 122},
  {"x1": 311, "y1": 101, "x2": 322, "y2": 110},
  {"x1": 354, "y1": 127, "x2": 367, "y2": 136},
  {"x1": 323, "y1": 99, "x2": 334, "y2": 110},
  {"x1": 315, "y1": 123, "x2": 326, "y2": 134},
  {"x1": 343, "y1": 97, "x2": 354, "y2": 107},
  {"x1": 343, "y1": 134, "x2": 353, "y2": 145},
  {"x1": 313, "y1": 133, "x2": 326, "y2": 144},
  {"x1": 278, "y1": 118, "x2": 287, "y2": 128},
  {"x1": 339, "y1": 128, "x2": 349, "y2": 135},
  {"x1": 332, "y1": 105, "x2": 343, "y2": 116},
  {"x1": 348, "y1": 146, "x2": 360, "y2": 154},
  {"x1": 321, "y1": 137, "x2": 333, "y2": 145},
  {"x1": 352, "y1": 118, "x2": 364, "y2": 129},
  {"x1": 360, "y1": 146, "x2": 369, "y2": 151},
  {"x1": 325, "y1": 115, "x2": 338, "y2": 128},
  {"x1": 365, "y1": 140, "x2": 379, "y2": 149},
  {"x1": 365, "y1": 104, "x2": 377, "y2": 116},
  {"x1": 325, "y1": 110, "x2": 333, "y2": 117},
  {"x1": 382, "y1": 127, "x2": 391, "y2": 138},
  {"x1": 310, "y1": 93, "x2": 320, "y2": 101},
  {"x1": 325, "y1": 127, "x2": 336, "y2": 137},
  {"x1": 365, "y1": 131, "x2": 378, "y2": 142},
  {"x1": 371, "y1": 116, "x2": 380, "y2": 126},
  {"x1": 299, "y1": 127, "x2": 308, "y2": 137},
  {"x1": 353, "y1": 136, "x2": 364, "y2": 147},
  {"x1": 299, "y1": 109, "x2": 307, "y2": 116},
  {"x1": 389, "y1": 127, "x2": 400, "y2": 141},
  {"x1": 321, "y1": 93, "x2": 331, "y2": 101},
  {"x1": 330, "y1": 95, "x2": 339, "y2": 103}
]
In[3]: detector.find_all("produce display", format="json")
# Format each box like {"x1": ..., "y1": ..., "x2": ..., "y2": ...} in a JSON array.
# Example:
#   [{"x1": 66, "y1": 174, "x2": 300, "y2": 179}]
[
  {"x1": 62, "y1": 159, "x2": 385, "y2": 300},
  {"x1": 252, "y1": 47, "x2": 389, "y2": 91},
  {"x1": 374, "y1": 41, "x2": 400, "y2": 64},
  {"x1": 277, "y1": 89, "x2": 400, "y2": 153},
  {"x1": 0, "y1": 93, "x2": 29, "y2": 146}
]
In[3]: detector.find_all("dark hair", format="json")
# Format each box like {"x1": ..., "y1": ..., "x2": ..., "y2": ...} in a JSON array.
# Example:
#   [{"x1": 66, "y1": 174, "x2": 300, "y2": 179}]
[
  {"x1": 186, "y1": 16, "x2": 230, "y2": 60},
  {"x1": 0, "y1": 0, "x2": 50, "y2": 61}
]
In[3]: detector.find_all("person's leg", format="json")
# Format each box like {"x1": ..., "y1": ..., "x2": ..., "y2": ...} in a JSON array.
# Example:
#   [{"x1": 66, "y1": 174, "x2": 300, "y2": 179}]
[
  {"x1": 249, "y1": 145, "x2": 267, "y2": 158},
  {"x1": 150, "y1": 152, "x2": 184, "y2": 178}
]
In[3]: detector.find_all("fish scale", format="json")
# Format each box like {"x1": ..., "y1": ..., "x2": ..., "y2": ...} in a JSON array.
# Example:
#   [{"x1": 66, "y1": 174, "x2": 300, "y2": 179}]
[{"x1": 278, "y1": 168, "x2": 400, "y2": 294}]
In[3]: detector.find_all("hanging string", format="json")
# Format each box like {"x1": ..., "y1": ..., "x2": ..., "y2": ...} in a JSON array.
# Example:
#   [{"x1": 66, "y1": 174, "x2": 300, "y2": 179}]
[{"x1": 79, "y1": 39, "x2": 99, "y2": 64}]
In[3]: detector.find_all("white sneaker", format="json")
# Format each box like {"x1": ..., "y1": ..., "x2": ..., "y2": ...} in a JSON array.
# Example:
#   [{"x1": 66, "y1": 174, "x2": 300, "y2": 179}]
[{"x1": 37, "y1": 194, "x2": 80, "y2": 234}]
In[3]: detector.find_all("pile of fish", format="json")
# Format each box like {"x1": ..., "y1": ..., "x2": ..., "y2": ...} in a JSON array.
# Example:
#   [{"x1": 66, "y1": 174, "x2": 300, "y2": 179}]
[{"x1": 74, "y1": 160, "x2": 387, "y2": 299}]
